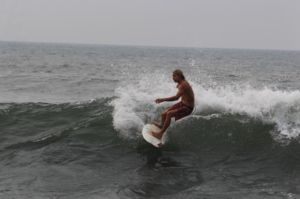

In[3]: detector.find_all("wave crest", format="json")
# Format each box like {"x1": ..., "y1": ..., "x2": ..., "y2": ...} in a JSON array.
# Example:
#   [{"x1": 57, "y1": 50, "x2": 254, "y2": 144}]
[{"x1": 111, "y1": 74, "x2": 300, "y2": 144}]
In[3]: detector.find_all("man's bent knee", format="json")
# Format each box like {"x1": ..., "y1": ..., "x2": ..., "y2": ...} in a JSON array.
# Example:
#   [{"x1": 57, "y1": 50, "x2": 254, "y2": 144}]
[
  {"x1": 162, "y1": 111, "x2": 168, "y2": 116},
  {"x1": 166, "y1": 111, "x2": 175, "y2": 118}
]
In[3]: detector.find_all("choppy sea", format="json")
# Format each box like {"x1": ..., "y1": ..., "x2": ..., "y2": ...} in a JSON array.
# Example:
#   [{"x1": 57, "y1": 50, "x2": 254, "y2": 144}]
[{"x1": 0, "y1": 41, "x2": 300, "y2": 198}]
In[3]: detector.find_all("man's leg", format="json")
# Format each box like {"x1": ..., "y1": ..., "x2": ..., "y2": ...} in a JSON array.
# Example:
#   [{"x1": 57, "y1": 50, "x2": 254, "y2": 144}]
[
  {"x1": 153, "y1": 109, "x2": 168, "y2": 128},
  {"x1": 153, "y1": 102, "x2": 181, "y2": 128},
  {"x1": 152, "y1": 110, "x2": 176, "y2": 139}
]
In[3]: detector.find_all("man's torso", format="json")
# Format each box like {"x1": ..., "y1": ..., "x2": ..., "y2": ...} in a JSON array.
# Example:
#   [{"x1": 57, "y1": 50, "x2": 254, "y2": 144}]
[{"x1": 178, "y1": 80, "x2": 194, "y2": 108}]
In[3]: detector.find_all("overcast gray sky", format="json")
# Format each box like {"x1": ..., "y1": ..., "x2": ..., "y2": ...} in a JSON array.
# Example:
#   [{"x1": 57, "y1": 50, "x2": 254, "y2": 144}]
[{"x1": 0, "y1": 0, "x2": 299, "y2": 50}]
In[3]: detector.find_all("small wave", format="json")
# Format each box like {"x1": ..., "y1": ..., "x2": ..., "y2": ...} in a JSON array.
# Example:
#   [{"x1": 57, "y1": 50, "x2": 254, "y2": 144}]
[
  {"x1": 0, "y1": 98, "x2": 114, "y2": 151},
  {"x1": 4, "y1": 128, "x2": 70, "y2": 150},
  {"x1": 0, "y1": 90, "x2": 299, "y2": 152}
]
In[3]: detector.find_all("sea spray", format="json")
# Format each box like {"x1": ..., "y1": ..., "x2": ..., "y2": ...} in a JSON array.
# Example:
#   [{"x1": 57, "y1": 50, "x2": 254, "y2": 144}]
[{"x1": 111, "y1": 74, "x2": 300, "y2": 143}]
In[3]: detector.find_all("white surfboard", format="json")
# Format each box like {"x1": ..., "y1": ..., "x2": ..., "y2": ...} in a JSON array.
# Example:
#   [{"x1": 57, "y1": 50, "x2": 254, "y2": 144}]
[{"x1": 142, "y1": 124, "x2": 167, "y2": 148}]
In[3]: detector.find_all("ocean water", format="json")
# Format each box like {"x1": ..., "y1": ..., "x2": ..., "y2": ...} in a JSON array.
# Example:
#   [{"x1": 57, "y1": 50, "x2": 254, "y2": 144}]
[{"x1": 0, "y1": 41, "x2": 300, "y2": 198}]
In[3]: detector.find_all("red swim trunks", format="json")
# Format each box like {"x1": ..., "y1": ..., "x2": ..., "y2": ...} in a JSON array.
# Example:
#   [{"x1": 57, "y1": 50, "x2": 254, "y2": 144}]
[{"x1": 167, "y1": 101, "x2": 194, "y2": 121}]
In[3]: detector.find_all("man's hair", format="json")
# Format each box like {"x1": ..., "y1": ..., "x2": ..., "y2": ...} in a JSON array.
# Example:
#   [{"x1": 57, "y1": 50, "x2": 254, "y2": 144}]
[{"x1": 173, "y1": 69, "x2": 185, "y2": 80}]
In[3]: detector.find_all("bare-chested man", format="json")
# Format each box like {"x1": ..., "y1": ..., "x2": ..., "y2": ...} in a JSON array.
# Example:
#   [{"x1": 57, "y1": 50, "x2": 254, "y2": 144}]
[{"x1": 152, "y1": 69, "x2": 195, "y2": 140}]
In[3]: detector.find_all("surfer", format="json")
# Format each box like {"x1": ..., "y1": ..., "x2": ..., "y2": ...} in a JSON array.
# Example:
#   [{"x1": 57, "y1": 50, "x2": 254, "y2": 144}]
[{"x1": 151, "y1": 69, "x2": 195, "y2": 139}]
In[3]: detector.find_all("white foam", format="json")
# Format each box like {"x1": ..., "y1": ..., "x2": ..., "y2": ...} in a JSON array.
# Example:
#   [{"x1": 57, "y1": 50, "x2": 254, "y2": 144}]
[{"x1": 111, "y1": 73, "x2": 300, "y2": 142}]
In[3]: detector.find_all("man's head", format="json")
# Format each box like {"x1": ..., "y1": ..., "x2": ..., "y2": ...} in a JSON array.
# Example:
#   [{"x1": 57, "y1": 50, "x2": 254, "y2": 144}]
[{"x1": 173, "y1": 69, "x2": 185, "y2": 83}]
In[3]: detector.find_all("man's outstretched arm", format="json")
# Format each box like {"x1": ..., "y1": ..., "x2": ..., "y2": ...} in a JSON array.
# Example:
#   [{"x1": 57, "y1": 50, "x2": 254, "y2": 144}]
[{"x1": 155, "y1": 86, "x2": 184, "y2": 103}]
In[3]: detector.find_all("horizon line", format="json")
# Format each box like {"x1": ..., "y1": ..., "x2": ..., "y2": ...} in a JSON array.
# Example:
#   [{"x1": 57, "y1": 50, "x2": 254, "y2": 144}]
[{"x1": 0, "y1": 39, "x2": 299, "y2": 52}]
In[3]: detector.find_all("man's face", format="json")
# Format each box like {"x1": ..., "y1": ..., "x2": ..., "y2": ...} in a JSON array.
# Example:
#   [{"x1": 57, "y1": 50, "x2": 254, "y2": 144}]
[{"x1": 172, "y1": 73, "x2": 180, "y2": 82}]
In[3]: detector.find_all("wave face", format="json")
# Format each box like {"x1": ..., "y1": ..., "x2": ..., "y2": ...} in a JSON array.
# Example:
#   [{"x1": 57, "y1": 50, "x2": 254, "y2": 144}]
[
  {"x1": 1, "y1": 93, "x2": 300, "y2": 199},
  {"x1": 1, "y1": 91, "x2": 299, "y2": 154},
  {"x1": 0, "y1": 99, "x2": 114, "y2": 151}
]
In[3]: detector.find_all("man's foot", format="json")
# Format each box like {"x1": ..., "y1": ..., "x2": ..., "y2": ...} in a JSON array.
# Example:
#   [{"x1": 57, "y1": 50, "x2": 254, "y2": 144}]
[
  {"x1": 151, "y1": 131, "x2": 163, "y2": 140},
  {"x1": 152, "y1": 121, "x2": 162, "y2": 129}
]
